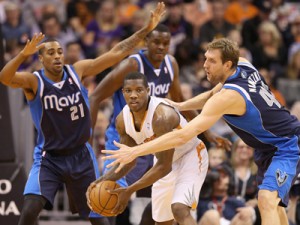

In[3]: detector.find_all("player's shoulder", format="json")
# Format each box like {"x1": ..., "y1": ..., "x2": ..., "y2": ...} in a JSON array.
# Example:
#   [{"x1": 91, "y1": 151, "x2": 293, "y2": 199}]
[{"x1": 153, "y1": 103, "x2": 179, "y2": 127}]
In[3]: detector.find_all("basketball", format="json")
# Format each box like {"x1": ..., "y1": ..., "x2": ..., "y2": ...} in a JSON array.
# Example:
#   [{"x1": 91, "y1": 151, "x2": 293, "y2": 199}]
[{"x1": 88, "y1": 180, "x2": 120, "y2": 217}]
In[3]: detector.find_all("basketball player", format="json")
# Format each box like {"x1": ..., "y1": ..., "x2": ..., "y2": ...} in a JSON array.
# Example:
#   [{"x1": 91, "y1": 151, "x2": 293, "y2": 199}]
[
  {"x1": 103, "y1": 38, "x2": 300, "y2": 225},
  {"x1": 0, "y1": 3, "x2": 165, "y2": 225},
  {"x1": 89, "y1": 23, "x2": 230, "y2": 225},
  {"x1": 90, "y1": 72, "x2": 208, "y2": 225}
]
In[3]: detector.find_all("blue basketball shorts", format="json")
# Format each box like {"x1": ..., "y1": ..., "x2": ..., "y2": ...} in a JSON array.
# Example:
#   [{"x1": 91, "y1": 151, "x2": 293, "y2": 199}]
[
  {"x1": 255, "y1": 146, "x2": 300, "y2": 207},
  {"x1": 24, "y1": 143, "x2": 101, "y2": 218}
]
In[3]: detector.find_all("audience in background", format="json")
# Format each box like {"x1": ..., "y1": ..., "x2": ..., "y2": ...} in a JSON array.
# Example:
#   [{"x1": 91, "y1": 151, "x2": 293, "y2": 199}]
[{"x1": 1, "y1": 0, "x2": 300, "y2": 224}]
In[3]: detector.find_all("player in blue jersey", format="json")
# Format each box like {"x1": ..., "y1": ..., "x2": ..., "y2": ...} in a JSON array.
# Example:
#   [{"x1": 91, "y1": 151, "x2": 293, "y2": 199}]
[
  {"x1": 0, "y1": 3, "x2": 166, "y2": 225},
  {"x1": 102, "y1": 38, "x2": 300, "y2": 225},
  {"x1": 88, "y1": 23, "x2": 230, "y2": 225}
]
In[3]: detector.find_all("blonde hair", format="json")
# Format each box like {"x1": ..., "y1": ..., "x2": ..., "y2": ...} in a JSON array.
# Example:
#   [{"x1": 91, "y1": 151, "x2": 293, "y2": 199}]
[
  {"x1": 230, "y1": 138, "x2": 257, "y2": 175},
  {"x1": 258, "y1": 21, "x2": 282, "y2": 48},
  {"x1": 287, "y1": 50, "x2": 300, "y2": 80}
]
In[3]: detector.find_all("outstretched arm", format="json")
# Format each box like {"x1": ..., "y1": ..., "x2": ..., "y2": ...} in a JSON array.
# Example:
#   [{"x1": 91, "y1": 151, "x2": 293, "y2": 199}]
[
  {"x1": 103, "y1": 89, "x2": 246, "y2": 172},
  {"x1": 169, "y1": 83, "x2": 223, "y2": 111},
  {"x1": 74, "y1": 2, "x2": 166, "y2": 79},
  {"x1": 167, "y1": 58, "x2": 230, "y2": 149},
  {"x1": 0, "y1": 33, "x2": 45, "y2": 93}
]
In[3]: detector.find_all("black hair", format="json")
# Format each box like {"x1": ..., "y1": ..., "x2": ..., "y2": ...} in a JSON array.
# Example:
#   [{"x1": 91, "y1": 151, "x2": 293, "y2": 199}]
[
  {"x1": 123, "y1": 72, "x2": 148, "y2": 88},
  {"x1": 147, "y1": 23, "x2": 170, "y2": 37},
  {"x1": 38, "y1": 37, "x2": 59, "y2": 55}
]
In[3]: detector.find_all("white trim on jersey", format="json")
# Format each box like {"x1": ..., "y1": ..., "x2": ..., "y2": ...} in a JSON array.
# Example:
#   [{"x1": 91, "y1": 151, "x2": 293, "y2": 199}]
[
  {"x1": 165, "y1": 55, "x2": 174, "y2": 81},
  {"x1": 129, "y1": 54, "x2": 144, "y2": 74},
  {"x1": 238, "y1": 61, "x2": 258, "y2": 73},
  {"x1": 33, "y1": 71, "x2": 44, "y2": 98},
  {"x1": 223, "y1": 83, "x2": 252, "y2": 102},
  {"x1": 65, "y1": 65, "x2": 81, "y2": 90}
]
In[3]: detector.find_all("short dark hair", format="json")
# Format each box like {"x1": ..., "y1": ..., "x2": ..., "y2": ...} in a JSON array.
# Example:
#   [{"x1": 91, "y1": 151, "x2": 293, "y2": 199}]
[
  {"x1": 147, "y1": 24, "x2": 170, "y2": 37},
  {"x1": 123, "y1": 72, "x2": 148, "y2": 88},
  {"x1": 38, "y1": 37, "x2": 59, "y2": 55}
]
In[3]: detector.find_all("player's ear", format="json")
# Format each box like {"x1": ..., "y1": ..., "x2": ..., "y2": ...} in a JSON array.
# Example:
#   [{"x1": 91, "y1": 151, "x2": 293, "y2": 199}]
[
  {"x1": 224, "y1": 60, "x2": 233, "y2": 70},
  {"x1": 38, "y1": 55, "x2": 43, "y2": 63},
  {"x1": 146, "y1": 87, "x2": 150, "y2": 94}
]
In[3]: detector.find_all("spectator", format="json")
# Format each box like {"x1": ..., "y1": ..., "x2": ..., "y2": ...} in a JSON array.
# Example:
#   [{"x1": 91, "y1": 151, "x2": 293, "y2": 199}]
[
  {"x1": 227, "y1": 29, "x2": 252, "y2": 62},
  {"x1": 197, "y1": 163, "x2": 255, "y2": 225},
  {"x1": 82, "y1": 0, "x2": 124, "y2": 58},
  {"x1": 198, "y1": 0, "x2": 236, "y2": 51},
  {"x1": 224, "y1": 0, "x2": 259, "y2": 27},
  {"x1": 241, "y1": 1, "x2": 272, "y2": 50},
  {"x1": 163, "y1": 0, "x2": 194, "y2": 54},
  {"x1": 208, "y1": 147, "x2": 228, "y2": 169},
  {"x1": 287, "y1": 13, "x2": 300, "y2": 62},
  {"x1": 41, "y1": 13, "x2": 78, "y2": 52},
  {"x1": 259, "y1": 67, "x2": 287, "y2": 107},
  {"x1": 251, "y1": 21, "x2": 287, "y2": 78},
  {"x1": 116, "y1": 0, "x2": 140, "y2": 27},
  {"x1": 183, "y1": 0, "x2": 213, "y2": 40},
  {"x1": 2, "y1": 2, "x2": 31, "y2": 50},
  {"x1": 64, "y1": 41, "x2": 84, "y2": 65}
]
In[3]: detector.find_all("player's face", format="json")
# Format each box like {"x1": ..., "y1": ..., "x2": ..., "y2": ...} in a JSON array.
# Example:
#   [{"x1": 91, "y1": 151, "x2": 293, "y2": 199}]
[
  {"x1": 146, "y1": 31, "x2": 170, "y2": 63},
  {"x1": 203, "y1": 49, "x2": 227, "y2": 85},
  {"x1": 39, "y1": 41, "x2": 64, "y2": 76},
  {"x1": 122, "y1": 79, "x2": 150, "y2": 112}
]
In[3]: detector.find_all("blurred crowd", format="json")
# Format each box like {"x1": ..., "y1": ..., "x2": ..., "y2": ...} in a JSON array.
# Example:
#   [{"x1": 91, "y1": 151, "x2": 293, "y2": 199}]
[{"x1": 1, "y1": 0, "x2": 300, "y2": 224}]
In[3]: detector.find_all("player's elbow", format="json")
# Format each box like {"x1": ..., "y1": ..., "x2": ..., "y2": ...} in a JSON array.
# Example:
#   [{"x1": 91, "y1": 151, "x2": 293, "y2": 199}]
[{"x1": 89, "y1": 93, "x2": 101, "y2": 108}]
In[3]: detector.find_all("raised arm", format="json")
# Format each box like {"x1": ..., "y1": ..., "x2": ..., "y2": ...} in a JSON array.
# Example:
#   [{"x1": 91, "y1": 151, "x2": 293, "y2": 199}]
[
  {"x1": 0, "y1": 33, "x2": 45, "y2": 96},
  {"x1": 89, "y1": 58, "x2": 139, "y2": 129},
  {"x1": 73, "y1": 2, "x2": 165, "y2": 79},
  {"x1": 103, "y1": 89, "x2": 246, "y2": 172}
]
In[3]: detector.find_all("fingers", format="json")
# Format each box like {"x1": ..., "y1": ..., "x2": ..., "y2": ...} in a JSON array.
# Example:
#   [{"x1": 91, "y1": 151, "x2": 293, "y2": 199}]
[{"x1": 115, "y1": 163, "x2": 125, "y2": 173}]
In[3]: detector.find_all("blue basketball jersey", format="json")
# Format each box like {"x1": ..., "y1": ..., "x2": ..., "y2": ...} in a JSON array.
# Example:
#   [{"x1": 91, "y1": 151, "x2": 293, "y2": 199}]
[
  {"x1": 222, "y1": 61, "x2": 300, "y2": 152},
  {"x1": 106, "y1": 50, "x2": 175, "y2": 146},
  {"x1": 28, "y1": 65, "x2": 91, "y2": 158}
]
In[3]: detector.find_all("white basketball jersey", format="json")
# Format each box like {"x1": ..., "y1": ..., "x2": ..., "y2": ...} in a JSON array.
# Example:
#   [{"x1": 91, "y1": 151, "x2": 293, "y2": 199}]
[{"x1": 122, "y1": 97, "x2": 201, "y2": 162}]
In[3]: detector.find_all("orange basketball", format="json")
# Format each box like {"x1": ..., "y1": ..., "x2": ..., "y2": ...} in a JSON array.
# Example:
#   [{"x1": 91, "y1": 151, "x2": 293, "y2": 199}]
[{"x1": 88, "y1": 180, "x2": 120, "y2": 217}]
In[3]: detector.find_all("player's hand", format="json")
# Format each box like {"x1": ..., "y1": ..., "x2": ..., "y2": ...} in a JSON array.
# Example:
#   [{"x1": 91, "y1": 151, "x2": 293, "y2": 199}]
[
  {"x1": 86, "y1": 177, "x2": 104, "y2": 210},
  {"x1": 102, "y1": 141, "x2": 137, "y2": 173},
  {"x1": 164, "y1": 98, "x2": 182, "y2": 110},
  {"x1": 21, "y1": 33, "x2": 45, "y2": 57},
  {"x1": 236, "y1": 206, "x2": 255, "y2": 221},
  {"x1": 145, "y1": 2, "x2": 166, "y2": 32},
  {"x1": 108, "y1": 187, "x2": 132, "y2": 215},
  {"x1": 204, "y1": 130, "x2": 232, "y2": 151}
]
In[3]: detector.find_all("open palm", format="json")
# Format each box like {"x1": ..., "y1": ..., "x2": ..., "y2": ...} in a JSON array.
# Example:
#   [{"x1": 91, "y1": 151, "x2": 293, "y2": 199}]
[
  {"x1": 146, "y1": 2, "x2": 166, "y2": 31},
  {"x1": 21, "y1": 33, "x2": 45, "y2": 57}
]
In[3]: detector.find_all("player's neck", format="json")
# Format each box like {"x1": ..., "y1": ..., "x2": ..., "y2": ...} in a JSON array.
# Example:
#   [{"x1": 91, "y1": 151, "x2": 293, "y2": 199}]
[
  {"x1": 144, "y1": 51, "x2": 161, "y2": 69},
  {"x1": 44, "y1": 69, "x2": 64, "y2": 83},
  {"x1": 222, "y1": 68, "x2": 237, "y2": 83}
]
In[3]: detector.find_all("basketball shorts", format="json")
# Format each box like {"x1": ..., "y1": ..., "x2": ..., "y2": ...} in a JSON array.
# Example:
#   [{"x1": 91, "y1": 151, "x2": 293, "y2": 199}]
[
  {"x1": 256, "y1": 146, "x2": 300, "y2": 207},
  {"x1": 24, "y1": 143, "x2": 101, "y2": 218},
  {"x1": 152, "y1": 143, "x2": 208, "y2": 222}
]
